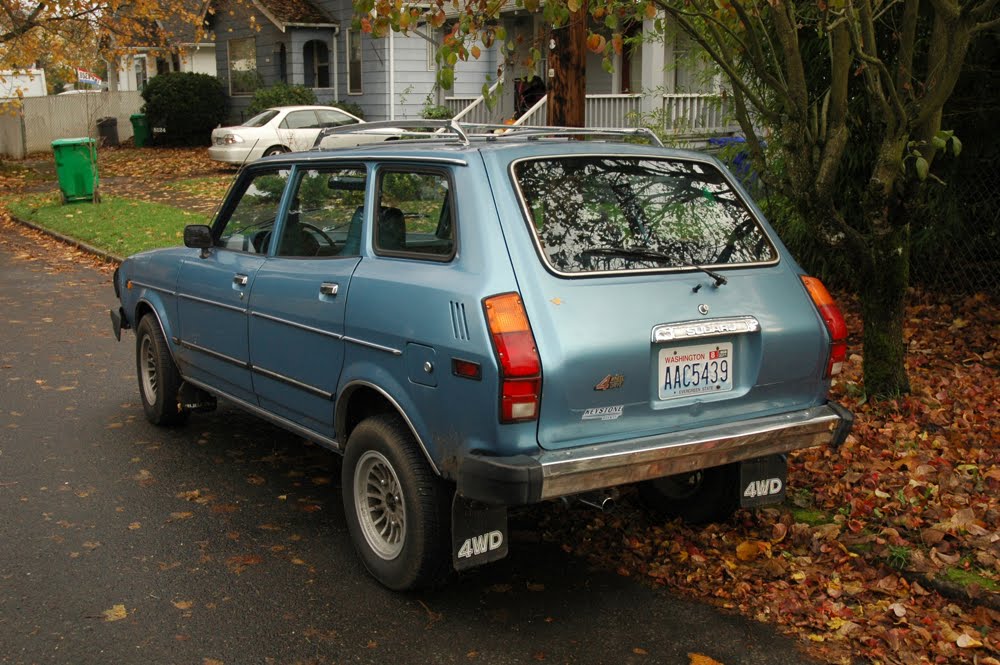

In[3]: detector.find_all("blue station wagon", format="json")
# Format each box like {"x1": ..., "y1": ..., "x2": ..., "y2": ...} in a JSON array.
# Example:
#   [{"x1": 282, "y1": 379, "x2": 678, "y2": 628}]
[{"x1": 110, "y1": 121, "x2": 853, "y2": 590}]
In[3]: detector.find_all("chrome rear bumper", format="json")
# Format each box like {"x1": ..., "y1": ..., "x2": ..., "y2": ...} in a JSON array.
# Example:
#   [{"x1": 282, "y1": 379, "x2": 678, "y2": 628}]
[{"x1": 457, "y1": 403, "x2": 852, "y2": 505}]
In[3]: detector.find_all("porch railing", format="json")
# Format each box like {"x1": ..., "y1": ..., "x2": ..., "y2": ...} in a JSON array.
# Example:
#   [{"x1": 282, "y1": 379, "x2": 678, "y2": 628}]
[
  {"x1": 445, "y1": 78, "x2": 505, "y2": 125},
  {"x1": 661, "y1": 93, "x2": 738, "y2": 135},
  {"x1": 452, "y1": 91, "x2": 740, "y2": 136}
]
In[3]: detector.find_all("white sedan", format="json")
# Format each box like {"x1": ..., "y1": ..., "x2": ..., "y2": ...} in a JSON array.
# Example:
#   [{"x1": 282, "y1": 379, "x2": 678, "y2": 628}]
[{"x1": 208, "y1": 105, "x2": 394, "y2": 164}]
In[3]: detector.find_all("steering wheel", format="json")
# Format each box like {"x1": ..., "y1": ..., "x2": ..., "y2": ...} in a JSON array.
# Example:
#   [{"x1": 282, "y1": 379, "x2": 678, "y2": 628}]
[{"x1": 299, "y1": 222, "x2": 336, "y2": 249}]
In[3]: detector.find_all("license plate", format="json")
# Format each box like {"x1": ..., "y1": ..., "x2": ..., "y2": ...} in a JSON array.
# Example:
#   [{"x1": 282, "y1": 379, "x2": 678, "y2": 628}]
[{"x1": 658, "y1": 341, "x2": 733, "y2": 400}]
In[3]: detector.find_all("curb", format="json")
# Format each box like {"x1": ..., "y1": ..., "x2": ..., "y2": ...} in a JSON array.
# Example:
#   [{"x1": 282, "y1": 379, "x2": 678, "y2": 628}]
[{"x1": 9, "y1": 214, "x2": 124, "y2": 265}]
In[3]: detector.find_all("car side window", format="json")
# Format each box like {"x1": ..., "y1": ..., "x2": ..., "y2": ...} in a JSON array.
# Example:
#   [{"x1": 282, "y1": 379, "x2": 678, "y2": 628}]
[
  {"x1": 375, "y1": 170, "x2": 455, "y2": 259},
  {"x1": 316, "y1": 109, "x2": 358, "y2": 128},
  {"x1": 280, "y1": 110, "x2": 319, "y2": 130},
  {"x1": 215, "y1": 169, "x2": 291, "y2": 253},
  {"x1": 276, "y1": 167, "x2": 367, "y2": 258}
]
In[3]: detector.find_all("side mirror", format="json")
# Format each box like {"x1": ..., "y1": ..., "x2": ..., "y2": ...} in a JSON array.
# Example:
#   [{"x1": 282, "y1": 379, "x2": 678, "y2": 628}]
[
  {"x1": 184, "y1": 225, "x2": 213, "y2": 258},
  {"x1": 184, "y1": 225, "x2": 213, "y2": 248}
]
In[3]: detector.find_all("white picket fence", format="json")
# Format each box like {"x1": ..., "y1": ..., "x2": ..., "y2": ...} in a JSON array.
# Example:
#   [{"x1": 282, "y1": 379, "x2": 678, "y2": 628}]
[{"x1": 0, "y1": 92, "x2": 144, "y2": 159}]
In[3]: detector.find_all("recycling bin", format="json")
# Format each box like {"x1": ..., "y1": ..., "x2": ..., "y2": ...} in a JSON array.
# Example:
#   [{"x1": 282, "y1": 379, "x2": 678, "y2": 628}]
[
  {"x1": 51, "y1": 137, "x2": 98, "y2": 203},
  {"x1": 130, "y1": 113, "x2": 150, "y2": 147}
]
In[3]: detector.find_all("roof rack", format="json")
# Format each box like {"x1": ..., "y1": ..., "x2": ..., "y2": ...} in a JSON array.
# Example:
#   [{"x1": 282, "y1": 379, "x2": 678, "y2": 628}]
[{"x1": 311, "y1": 119, "x2": 664, "y2": 149}]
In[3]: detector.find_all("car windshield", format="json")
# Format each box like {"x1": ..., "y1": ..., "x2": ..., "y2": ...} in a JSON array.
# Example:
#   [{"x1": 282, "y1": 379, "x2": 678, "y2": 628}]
[
  {"x1": 513, "y1": 156, "x2": 777, "y2": 275},
  {"x1": 243, "y1": 110, "x2": 280, "y2": 128}
]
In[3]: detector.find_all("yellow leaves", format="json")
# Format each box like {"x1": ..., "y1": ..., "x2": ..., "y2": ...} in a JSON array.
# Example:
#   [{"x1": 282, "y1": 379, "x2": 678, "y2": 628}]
[
  {"x1": 168, "y1": 511, "x2": 194, "y2": 521},
  {"x1": 471, "y1": 45, "x2": 481, "y2": 60},
  {"x1": 566, "y1": 0, "x2": 581, "y2": 11},
  {"x1": 102, "y1": 604, "x2": 127, "y2": 622},
  {"x1": 172, "y1": 600, "x2": 193, "y2": 610},
  {"x1": 128, "y1": 522, "x2": 141, "y2": 530},
  {"x1": 735, "y1": 540, "x2": 771, "y2": 561},
  {"x1": 687, "y1": 654, "x2": 723, "y2": 665}
]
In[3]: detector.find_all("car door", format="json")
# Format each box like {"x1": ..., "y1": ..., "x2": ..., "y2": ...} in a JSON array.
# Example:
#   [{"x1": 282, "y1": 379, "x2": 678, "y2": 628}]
[
  {"x1": 247, "y1": 166, "x2": 366, "y2": 439},
  {"x1": 175, "y1": 166, "x2": 292, "y2": 404},
  {"x1": 278, "y1": 109, "x2": 321, "y2": 152}
]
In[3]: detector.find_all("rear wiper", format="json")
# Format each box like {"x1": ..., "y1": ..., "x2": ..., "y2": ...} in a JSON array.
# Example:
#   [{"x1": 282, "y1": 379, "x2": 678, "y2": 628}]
[{"x1": 580, "y1": 247, "x2": 728, "y2": 287}]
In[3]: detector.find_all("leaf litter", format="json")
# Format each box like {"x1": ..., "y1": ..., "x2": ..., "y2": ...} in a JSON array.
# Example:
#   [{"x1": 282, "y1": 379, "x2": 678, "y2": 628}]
[{"x1": 536, "y1": 290, "x2": 1000, "y2": 664}]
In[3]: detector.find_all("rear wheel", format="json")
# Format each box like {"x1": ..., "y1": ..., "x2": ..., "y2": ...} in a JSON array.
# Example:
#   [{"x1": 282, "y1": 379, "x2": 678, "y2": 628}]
[
  {"x1": 342, "y1": 414, "x2": 451, "y2": 590},
  {"x1": 135, "y1": 315, "x2": 188, "y2": 426},
  {"x1": 638, "y1": 463, "x2": 737, "y2": 524},
  {"x1": 262, "y1": 146, "x2": 288, "y2": 157}
]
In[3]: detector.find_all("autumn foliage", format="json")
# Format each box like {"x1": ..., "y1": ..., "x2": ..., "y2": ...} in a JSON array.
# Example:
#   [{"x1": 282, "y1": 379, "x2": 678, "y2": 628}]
[{"x1": 538, "y1": 291, "x2": 1000, "y2": 664}]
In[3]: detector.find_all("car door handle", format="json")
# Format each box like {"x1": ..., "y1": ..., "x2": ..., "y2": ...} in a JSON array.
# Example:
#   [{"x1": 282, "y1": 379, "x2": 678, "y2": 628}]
[
  {"x1": 233, "y1": 274, "x2": 249, "y2": 287},
  {"x1": 320, "y1": 282, "x2": 339, "y2": 296}
]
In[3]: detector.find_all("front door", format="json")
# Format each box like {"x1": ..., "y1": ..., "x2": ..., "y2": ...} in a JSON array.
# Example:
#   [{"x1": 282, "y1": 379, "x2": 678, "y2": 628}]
[
  {"x1": 248, "y1": 166, "x2": 367, "y2": 439},
  {"x1": 176, "y1": 166, "x2": 292, "y2": 403}
]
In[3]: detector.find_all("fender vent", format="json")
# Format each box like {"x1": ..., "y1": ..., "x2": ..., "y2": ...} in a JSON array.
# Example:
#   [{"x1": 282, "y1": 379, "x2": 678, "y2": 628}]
[{"x1": 450, "y1": 301, "x2": 470, "y2": 341}]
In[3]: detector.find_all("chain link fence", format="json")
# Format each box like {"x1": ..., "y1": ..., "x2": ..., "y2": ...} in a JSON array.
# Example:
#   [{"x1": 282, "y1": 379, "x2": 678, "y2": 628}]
[{"x1": 910, "y1": 141, "x2": 1000, "y2": 297}]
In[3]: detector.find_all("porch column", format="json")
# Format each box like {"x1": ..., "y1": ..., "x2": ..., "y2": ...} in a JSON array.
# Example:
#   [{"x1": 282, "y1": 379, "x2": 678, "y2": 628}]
[{"x1": 640, "y1": 16, "x2": 666, "y2": 115}]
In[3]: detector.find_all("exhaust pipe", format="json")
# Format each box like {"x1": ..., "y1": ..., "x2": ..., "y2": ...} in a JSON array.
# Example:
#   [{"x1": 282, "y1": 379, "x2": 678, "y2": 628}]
[{"x1": 574, "y1": 491, "x2": 616, "y2": 512}]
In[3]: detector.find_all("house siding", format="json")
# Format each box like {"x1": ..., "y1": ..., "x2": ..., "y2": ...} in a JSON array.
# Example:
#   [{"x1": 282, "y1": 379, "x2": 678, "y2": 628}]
[{"x1": 213, "y1": 0, "x2": 285, "y2": 121}]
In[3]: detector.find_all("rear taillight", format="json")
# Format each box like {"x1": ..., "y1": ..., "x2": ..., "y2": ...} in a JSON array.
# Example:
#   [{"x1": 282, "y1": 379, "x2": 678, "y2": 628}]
[
  {"x1": 483, "y1": 292, "x2": 541, "y2": 423},
  {"x1": 801, "y1": 276, "x2": 848, "y2": 377}
]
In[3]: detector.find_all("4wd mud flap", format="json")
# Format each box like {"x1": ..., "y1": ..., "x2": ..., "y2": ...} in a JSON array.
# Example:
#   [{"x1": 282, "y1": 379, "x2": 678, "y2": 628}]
[
  {"x1": 739, "y1": 454, "x2": 787, "y2": 508},
  {"x1": 451, "y1": 495, "x2": 508, "y2": 571}
]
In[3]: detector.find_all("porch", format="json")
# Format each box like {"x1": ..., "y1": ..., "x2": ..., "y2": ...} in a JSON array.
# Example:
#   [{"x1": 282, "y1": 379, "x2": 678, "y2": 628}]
[{"x1": 444, "y1": 91, "x2": 740, "y2": 143}]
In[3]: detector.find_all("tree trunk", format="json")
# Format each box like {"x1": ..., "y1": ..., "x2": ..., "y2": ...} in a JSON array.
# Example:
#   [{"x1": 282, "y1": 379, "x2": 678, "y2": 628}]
[
  {"x1": 547, "y1": 2, "x2": 587, "y2": 127},
  {"x1": 858, "y1": 223, "x2": 912, "y2": 397}
]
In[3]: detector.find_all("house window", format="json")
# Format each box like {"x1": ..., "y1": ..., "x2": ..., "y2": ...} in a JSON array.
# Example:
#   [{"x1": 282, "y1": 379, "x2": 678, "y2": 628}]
[
  {"x1": 134, "y1": 56, "x2": 148, "y2": 91},
  {"x1": 304, "y1": 40, "x2": 330, "y2": 88},
  {"x1": 347, "y1": 29, "x2": 362, "y2": 95},
  {"x1": 229, "y1": 37, "x2": 259, "y2": 96},
  {"x1": 426, "y1": 31, "x2": 439, "y2": 71},
  {"x1": 276, "y1": 43, "x2": 287, "y2": 84}
]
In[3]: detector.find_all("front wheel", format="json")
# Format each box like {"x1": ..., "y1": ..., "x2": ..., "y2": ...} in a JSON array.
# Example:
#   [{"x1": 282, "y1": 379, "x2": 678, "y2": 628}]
[
  {"x1": 135, "y1": 315, "x2": 188, "y2": 426},
  {"x1": 638, "y1": 463, "x2": 737, "y2": 524},
  {"x1": 342, "y1": 414, "x2": 451, "y2": 590}
]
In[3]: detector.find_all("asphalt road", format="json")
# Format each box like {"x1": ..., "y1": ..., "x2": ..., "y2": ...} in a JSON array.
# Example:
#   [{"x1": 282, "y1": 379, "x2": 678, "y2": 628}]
[{"x1": 0, "y1": 222, "x2": 817, "y2": 665}]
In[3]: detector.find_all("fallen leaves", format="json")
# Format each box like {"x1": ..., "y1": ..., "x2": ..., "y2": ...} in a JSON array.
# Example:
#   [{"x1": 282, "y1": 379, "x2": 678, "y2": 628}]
[
  {"x1": 225, "y1": 554, "x2": 263, "y2": 574},
  {"x1": 535, "y1": 290, "x2": 1000, "y2": 665},
  {"x1": 102, "y1": 604, "x2": 127, "y2": 622}
]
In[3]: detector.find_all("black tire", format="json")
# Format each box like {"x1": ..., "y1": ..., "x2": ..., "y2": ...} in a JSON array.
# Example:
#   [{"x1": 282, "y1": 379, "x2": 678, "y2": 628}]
[
  {"x1": 135, "y1": 315, "x2": 188, "y2": 426},
  {"x1": 638, "y1": 463, "x2": 738, "y2": 524},
  {"x1": 342, "y1": 414, "x2": 451, "y2": 590},
  {"x1": 262, "y1": 146, "x2": 288, "y2": 157}
]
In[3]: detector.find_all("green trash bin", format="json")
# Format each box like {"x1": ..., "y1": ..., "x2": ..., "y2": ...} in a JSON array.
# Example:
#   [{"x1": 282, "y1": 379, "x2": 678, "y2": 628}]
[
  {"x1": 130, "y1": 113, "x2": 150, "y2": 148},
  {"x1": 51, "y1": 137, "x2": 98, "y2": 203}
]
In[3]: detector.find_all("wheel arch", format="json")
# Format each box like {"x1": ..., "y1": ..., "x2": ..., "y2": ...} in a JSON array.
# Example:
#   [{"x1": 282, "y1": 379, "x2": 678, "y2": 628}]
[
  {"x1": 133, "y1": 298, "x2": 181, "y2": 368},
  {"x1": 336, "y1": 380, "x2": 440, "y2": 476}
]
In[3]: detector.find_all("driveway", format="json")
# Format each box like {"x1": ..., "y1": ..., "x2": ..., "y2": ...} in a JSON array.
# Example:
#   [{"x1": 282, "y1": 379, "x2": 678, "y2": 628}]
[{"x1": 0, "y1": 218, "x2": 817, "y2": 665}]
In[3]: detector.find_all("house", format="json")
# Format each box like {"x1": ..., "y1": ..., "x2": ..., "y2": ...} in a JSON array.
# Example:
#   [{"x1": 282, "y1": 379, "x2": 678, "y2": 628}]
[
  {"x1": 207, "y1": 0, "x2": 490, "y2": 122},
  {"x1": 107, "y1": 9, "x2": 218, "y2": 93},
  {"x1": 0, "y1": 68, "x2": 48, "y2": 98},
  {"x1": 210, "y1": 0, "x2": 736, "y2": 138}
]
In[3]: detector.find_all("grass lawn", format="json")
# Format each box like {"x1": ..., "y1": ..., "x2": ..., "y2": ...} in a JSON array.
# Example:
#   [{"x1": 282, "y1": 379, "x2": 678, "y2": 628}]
[{"x1": 7, "y1": 193, "x2": 198, "y2": 256}]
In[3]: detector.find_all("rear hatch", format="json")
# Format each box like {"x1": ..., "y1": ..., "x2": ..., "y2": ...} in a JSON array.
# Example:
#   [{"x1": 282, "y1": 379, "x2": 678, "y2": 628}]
[{"x1": 495, "y1": 150, "x2": 830, "y2": 451}]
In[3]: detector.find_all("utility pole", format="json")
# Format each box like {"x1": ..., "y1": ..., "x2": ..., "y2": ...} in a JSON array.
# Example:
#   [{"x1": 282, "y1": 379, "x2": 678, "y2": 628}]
[{"x1": 546, "y1": 0, "x2": 586, "y2": 127}]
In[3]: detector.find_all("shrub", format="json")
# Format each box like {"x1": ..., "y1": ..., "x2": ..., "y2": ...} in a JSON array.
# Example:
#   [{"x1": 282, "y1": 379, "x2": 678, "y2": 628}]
[
  {"x1": 141, "y1": 72, "x2": 227, "y2": 147},
  {"x1": 420, "y1": 104, "x2": 452, "y2": 120},
  {"x1": 330, "y1": 100, "x2": 365, "y2": 119},
  {"x1": 247, "y1": 83, "x2": 317, "y2": 116}
]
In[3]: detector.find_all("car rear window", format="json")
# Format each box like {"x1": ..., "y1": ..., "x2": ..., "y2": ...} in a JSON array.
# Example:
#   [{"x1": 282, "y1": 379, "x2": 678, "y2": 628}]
[{"x1": 512, "y1": 156, "x2": 777, "y2": 275}]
